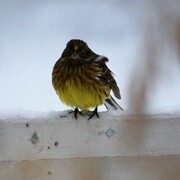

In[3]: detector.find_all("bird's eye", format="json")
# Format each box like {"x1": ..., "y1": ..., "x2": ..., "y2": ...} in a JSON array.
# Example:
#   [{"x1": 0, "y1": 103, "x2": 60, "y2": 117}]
[
  {"x1": 62, "y1": 49, "x2": 71, "y2": 57},
  {"x1": 80, "y1": 50, "x2": 86, "y2": 57}
]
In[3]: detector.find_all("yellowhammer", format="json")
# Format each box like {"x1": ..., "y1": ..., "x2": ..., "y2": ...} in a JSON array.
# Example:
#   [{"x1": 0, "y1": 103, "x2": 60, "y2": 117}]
[{"x1": 52, "y1": 39, "x2": 123, "y2": 120}]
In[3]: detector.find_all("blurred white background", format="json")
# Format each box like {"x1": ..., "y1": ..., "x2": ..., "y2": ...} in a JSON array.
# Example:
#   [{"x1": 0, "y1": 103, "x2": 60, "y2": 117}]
[{"x1": 0, "y1": 0, "x2": 180, "y2": 112}]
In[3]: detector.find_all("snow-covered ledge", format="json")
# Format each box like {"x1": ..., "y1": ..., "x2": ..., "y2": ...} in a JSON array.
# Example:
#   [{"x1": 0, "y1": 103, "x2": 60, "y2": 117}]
[
  {"x1": 0, "y1": 109, "x2": 180, "y2": 180},
  {"x1": 0, "y1": 109, "x2": 180, "y2": 161}
]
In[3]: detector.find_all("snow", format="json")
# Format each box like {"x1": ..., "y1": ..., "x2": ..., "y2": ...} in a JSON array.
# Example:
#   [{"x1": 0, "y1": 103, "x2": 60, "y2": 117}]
[
  {"x1": 0, "y1": 106, "x2": 180, "y2": 162},
  {"x1": 0, "y1": 108, "x2": 58, "y2": 122},
  {"x1": 0, "y1": 105, "x2": 180, "y2": 123},
  {"x1": 0, "y1": 0, "x2": 180, "y2": 113}
]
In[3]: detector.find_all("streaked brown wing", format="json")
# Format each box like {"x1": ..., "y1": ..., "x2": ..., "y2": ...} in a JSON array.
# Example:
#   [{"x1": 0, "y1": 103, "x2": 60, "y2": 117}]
[{"x1": 93, "y1": 55, "x2": 121, "y2": 99}]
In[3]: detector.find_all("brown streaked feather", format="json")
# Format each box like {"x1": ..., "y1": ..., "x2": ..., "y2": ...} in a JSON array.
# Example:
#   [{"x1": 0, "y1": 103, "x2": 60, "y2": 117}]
[{"x1": 91, "y1": 56, "x2": 121, "y2": 99}]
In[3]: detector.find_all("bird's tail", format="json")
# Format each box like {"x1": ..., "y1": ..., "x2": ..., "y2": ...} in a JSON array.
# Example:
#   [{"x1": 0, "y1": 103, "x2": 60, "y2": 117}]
[{"x1": 104, "y1": 95, "x2": 123, "y2": 110}]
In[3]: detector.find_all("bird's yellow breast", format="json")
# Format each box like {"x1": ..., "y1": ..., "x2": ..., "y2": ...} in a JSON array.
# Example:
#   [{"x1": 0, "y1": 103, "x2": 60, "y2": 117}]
[
  {"x1": 56, "y1": 76, "x2": 110, "y2": 110},
  {"x1": 52, "y1": 61, "x2": 110, "y2": 110}
]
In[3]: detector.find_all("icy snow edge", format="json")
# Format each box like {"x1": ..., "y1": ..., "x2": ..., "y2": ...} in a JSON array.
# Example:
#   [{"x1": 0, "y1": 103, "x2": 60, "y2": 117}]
[{"x1": 0, "y1": 106, "x2": 180, "y2": 122}]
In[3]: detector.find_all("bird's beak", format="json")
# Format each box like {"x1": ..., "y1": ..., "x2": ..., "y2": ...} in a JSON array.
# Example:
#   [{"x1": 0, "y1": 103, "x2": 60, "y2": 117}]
[{"x1": 72, "y1": 52, "x2": 79, "y2": 59}]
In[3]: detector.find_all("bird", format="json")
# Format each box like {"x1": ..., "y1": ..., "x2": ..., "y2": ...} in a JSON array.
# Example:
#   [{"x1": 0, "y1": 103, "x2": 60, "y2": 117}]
[{"x1": 52, "y1": 39, "x2": 123, "y2": 120}]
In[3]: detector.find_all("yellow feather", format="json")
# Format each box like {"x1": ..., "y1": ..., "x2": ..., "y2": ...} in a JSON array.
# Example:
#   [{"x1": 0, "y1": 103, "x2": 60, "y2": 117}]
[{"x1": 55, "y1": 75, "x2": 110, "y2": 110}]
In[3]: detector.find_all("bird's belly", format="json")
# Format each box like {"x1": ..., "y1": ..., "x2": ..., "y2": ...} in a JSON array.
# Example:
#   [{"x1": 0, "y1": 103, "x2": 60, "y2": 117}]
[{"x1": 56, "y1": 78, "x2": 110, "y2": 110}]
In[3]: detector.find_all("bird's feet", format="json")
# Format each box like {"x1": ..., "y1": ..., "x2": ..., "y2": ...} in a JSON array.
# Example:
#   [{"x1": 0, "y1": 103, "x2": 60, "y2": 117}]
[
  {"x1": 88, "y1": 107, "x2": 99, "y2": 120},
  {"x1": 68, "y1": 108, "x2": 83, "y2": 120},
  {"x1": 66, "y1": 107, "x2": 99, "y2": 120}
]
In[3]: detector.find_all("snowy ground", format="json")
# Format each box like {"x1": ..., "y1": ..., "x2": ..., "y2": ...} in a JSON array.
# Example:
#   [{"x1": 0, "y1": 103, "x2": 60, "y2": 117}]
[{"x1": 0, "y1": 0, "x2": 180, "y2": 113}]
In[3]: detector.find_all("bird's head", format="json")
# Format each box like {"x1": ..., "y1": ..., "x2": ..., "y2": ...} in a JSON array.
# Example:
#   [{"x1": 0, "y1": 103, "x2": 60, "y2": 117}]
[{"x1": 61, "y1": 39, "x2": 94, "y2": 60}]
